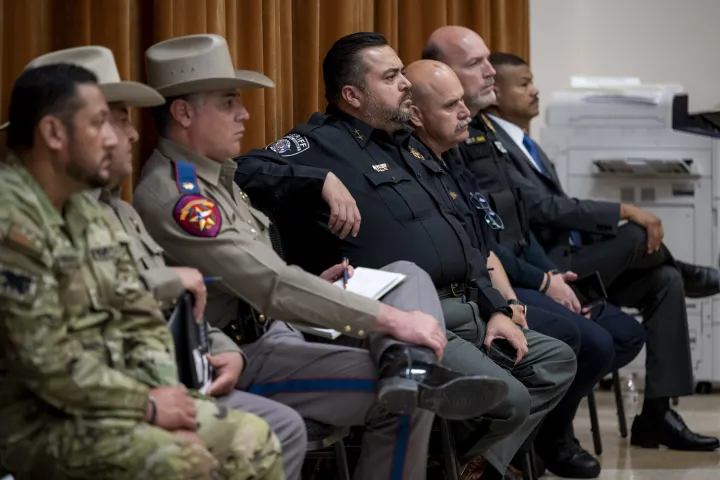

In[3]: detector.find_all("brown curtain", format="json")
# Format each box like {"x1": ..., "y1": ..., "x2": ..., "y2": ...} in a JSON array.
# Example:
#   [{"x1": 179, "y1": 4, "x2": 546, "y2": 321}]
[{"x1": 0, "y1": 0, "x2": 529, "y2": 201}]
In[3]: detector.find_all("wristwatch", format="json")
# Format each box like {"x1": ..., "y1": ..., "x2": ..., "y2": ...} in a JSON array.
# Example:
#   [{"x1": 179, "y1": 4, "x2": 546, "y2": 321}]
[
  {"x1": 507, "y1": 299, "x2": 527, "y2": 315},
  {"x1": 494, "y1": 305, "x2": 514, "y2": 319},
  {"x1": 147, "y1": 395, "x2": 158, "y2": 425}
]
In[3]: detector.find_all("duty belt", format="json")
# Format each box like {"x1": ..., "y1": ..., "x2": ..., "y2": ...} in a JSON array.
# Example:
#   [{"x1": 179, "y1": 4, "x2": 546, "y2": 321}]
[
  {"x1": 436, "y1": 282, "x2": 467, "y2": 299},
  {"x1": 222, "y1": 305, "x2": 274, "y2": 346}
]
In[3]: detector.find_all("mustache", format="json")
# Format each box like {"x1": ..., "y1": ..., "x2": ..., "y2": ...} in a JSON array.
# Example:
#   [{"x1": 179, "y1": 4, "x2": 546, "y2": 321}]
[
  {"x1": 455, "y1": 117, "x2": 472, "y2": 132},
  {"x1": 483, "y1": 77, "x2": 495, "y2": 88},
  {"x1": 400, "y1": 91, "x2": 412, "y2": 103}
]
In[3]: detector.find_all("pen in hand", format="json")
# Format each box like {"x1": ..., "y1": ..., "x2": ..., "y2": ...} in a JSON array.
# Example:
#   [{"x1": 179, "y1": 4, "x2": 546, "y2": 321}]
[{"x1": 342, "y1": 257, "x2": 350, "y2": 290}]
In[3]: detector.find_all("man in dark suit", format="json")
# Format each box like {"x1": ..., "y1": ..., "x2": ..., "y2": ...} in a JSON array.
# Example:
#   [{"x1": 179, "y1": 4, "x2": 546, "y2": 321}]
[{"x1": 481, "y1": 52, "x2": 720, "y2": 452}]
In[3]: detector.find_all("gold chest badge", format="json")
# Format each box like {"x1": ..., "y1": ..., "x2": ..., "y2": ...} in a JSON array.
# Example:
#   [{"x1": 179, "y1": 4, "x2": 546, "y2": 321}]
[{"x1": 409, "y1": 147, "x2": 424, "y2": 160}]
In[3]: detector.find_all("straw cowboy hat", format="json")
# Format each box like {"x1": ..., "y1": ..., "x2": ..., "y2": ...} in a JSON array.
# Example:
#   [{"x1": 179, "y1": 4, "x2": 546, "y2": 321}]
[
  {"x1": 0, "y1": 46, "x2": 164, "y2": 130},
  {"x1": 145, "y1": 34, "x2": 275, "y2": 98}
]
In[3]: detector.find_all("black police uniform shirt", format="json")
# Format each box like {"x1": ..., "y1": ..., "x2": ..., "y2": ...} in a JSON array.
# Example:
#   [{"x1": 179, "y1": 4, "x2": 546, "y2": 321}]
[
  {"x1": 234, "y1": 106, "x2": 508, "y2": 318},
  {"x1": 447, "y1": 114, "x2": 535, "y2": 254},
  {"x1": 451, "y1": 114, "x2": 516, "y2": 200}
]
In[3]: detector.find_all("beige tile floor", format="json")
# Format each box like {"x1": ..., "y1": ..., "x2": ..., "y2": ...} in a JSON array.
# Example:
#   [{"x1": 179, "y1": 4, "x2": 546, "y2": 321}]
[{"x1": 561, "y1": 390, "x2": 720, "y2": 480}]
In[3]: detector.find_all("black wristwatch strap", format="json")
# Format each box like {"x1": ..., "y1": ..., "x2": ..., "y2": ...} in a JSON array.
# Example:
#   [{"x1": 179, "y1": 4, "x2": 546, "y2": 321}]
[
  {"x1": 494, "y1": 305, "x2": 514, "y2": 319},
  {"x1": 147, "y1": 395, "x2": 158, "y2": 425},
  {"x1": 540, "y1": 275, "x2": 551, "y2": 294},
  {"x1": 507, "y1": 298, "x2": 527, "y2": 315}
]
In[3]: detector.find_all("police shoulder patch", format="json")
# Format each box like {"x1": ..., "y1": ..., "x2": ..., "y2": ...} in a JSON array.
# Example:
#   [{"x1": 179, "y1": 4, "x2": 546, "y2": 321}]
[
  {"x1": 266, "y1": 133, "x2": 310, "y2": 157},
  {"x1": 173, "y1": 195, "x2": 222, "y2": 238}
]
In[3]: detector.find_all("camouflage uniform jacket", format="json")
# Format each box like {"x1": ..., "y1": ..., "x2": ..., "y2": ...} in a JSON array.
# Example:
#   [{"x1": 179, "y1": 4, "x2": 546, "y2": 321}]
[{"x1": 0, "y1": 158, "x2": 177, "y2": 446}]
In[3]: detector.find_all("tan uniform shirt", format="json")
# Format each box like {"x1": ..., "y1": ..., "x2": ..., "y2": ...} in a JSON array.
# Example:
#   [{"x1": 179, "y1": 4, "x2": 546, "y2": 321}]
[
  {"x1": 94, "y1": 188, "x2": 241, "y2": 356},
  {"x1": 132, "y1": 138, "x2": 380, "y2": 338}
]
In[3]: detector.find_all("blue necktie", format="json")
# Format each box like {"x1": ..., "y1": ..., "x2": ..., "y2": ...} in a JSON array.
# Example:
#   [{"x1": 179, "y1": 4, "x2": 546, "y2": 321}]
[
  {"x1": 522, "y1": 134, "x2": 582, "y2": 246},
  {"x1": 522, "y1": 134, "x2": 546, "y2": 174}
]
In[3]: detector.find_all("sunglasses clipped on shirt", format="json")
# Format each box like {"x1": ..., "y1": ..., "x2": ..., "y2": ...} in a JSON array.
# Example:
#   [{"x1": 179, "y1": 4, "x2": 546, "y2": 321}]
[{"x1": 469, "y1": 192, "x2": 504, "y2": 230}]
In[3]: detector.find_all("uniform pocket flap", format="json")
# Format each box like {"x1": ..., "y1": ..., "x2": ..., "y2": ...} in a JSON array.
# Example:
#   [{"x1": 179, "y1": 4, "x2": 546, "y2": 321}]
[{"x1": 364, "y1": 169, "x2": 412, "y2": 187}]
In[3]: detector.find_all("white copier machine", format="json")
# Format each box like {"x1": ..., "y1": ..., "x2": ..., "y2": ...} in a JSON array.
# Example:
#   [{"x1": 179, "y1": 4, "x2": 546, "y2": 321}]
[{"x1": 540, "y1": 80, "x2": 720, "y2": 388}]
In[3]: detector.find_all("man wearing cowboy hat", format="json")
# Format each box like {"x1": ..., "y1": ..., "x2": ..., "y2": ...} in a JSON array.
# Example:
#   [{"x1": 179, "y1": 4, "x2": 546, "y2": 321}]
[
  {"x1": 133, "y1": 33, "x2": 509, "y2": 480},
  {"x1": 0, "y1": 50, "x2": 283, "y2": 479}
]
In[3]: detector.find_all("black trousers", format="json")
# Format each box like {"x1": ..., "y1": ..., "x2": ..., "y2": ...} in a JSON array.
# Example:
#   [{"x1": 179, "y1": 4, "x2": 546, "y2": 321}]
[
  {"x1": 516, "y1": 288, "x2": 644, "y2": 436},
  {"x1": 550, "y1": 222, "x2": 694, "y2": 399}
]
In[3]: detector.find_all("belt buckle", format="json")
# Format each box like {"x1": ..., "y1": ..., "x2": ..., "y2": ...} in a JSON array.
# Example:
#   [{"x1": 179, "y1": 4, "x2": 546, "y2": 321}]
[{"x1": 451, "y1": 283, "x2": 461, "y2": 297}]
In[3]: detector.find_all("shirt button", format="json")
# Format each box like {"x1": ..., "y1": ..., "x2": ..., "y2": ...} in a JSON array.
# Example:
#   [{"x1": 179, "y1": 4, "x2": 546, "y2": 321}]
[
  {"x1": 391, "y1": 176, "x2": 396, "y2": 181},
  {"x1": 258, "y1": 314, "x2": 266, "y2": 323},
  {"x1": 251, "y1": 228, "x2": 256, "y2": 233},
  {"x1": 416, "y1": 173, "x2": 422, "y2": 178}
]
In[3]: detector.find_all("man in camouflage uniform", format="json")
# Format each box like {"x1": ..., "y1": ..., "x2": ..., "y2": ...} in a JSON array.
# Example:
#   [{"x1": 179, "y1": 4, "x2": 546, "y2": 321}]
[
  {"x1": 19, "y1": 45, "x2": 307, "y2": 480},
  {"x1": 0, "y1": 62, "x2": 282, "y2": 479}
]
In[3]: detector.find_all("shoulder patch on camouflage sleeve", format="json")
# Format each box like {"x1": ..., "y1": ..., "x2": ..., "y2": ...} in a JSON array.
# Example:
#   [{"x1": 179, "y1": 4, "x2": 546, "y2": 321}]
[
  {"x1": 266, "y1": 133, "x2": 310, "y2": 157},
  {"x1": 1, "y1": 216, "x2": 52, "y2": 266},
  {"x1": 173, "y1": 195, "x2": 222, "y2": 238},
  {"x1": 0, "y1": 265, "x2": 38, "y2": 304}
]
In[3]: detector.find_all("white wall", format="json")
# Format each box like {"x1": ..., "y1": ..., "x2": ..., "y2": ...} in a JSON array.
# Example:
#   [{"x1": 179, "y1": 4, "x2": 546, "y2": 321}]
[{"x1": 529, "y1": 0, "x2": 720, "y2": 136}]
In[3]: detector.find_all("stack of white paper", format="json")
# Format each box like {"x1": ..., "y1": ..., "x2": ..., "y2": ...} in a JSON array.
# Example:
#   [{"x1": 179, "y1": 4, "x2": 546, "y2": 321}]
[{"x1": 290, "y1": 267, "x2": 406, "y2": 339}]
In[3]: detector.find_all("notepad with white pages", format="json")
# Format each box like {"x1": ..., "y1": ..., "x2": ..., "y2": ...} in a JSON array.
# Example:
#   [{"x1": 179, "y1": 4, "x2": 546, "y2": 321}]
[{"x1": 290, "y1": 267, "x2": 407, "y2": 339}]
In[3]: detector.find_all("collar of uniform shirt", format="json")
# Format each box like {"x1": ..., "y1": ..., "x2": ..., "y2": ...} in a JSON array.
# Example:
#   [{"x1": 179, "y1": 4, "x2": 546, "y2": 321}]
[
  {"x1": 89, "y1": 187, "x2": 117, "y2": 204},
  {"x1": 156, "y1": 137, "x2": 235, "y2": 187},
  {"x1": 4, "y1": 155, "x2": 65, "y2": 227},
  {"x1": 469, "y1": 114, "x2": 487, "y2": 132},
  {"x1": 325, "y1": 104, "x2": 413, "y2": 149}
]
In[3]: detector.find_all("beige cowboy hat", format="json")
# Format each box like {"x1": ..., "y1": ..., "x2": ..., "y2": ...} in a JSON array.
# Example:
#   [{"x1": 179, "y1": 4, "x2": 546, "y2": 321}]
[
  {"x1": 0, "y1": 46, "x2": 164, "y2": 131},
  {"x1": 25, "y1": 46, "x2": 165, "y2": 108},
  {"x1": 145, "y1": 34, "x2": 274, "y2": 97}
]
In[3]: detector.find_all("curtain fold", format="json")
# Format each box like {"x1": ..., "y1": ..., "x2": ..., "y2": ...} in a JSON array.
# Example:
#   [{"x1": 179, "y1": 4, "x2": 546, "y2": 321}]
[{"x1": 0, "y1": 0, "x2": 529, "y2": 200}]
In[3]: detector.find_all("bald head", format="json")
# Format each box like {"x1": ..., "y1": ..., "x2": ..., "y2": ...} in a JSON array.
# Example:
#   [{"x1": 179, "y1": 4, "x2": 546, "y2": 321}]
[
  {"x1": 422, "y1": 26, "x2": 497, "y2": 115},
  {"x1": 406, "y1": 60, "x2": 459, "y2": 107},
  {"x1": 424, "y1": 26, "x2": 479, "y2": 63},
  {"x1": 406, "y1": 60, "x2": 471, "y2": 157}
]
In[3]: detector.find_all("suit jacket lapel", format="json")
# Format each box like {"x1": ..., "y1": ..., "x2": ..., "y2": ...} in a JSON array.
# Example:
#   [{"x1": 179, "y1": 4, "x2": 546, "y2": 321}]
[
  {"x1": 491, "y1": 119, "x2": 559, "y2": 187},
  {"x1": 533, "y1": 142, "x2": 563, "y2": 190}
]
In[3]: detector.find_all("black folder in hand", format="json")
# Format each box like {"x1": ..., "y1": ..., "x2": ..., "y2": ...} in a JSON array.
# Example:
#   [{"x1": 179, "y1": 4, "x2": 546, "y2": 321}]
[{"x1": 167, "y1": 292, "x2": 213, "y2": 392}]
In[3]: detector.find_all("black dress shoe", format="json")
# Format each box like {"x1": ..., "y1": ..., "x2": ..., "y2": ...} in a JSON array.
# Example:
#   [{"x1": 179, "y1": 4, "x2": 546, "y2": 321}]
[
  {"x1": 538, "y1": 436, "x2": 601, "y2": 479},
  {"x1": 631, "y1": 410, "x2": 720, "y2": 451},
  {"x1": 676, "y1": 261, "x2": 720, "y2": 298},
  {"x1": 377, "y1": 345, "x2": 509, "y2": 420}
]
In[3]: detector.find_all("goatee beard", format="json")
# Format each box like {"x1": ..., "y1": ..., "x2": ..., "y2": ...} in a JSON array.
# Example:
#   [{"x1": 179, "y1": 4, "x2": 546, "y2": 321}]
[{"x1": 363, "y1": 91, "x2": 412, "y2": 130}]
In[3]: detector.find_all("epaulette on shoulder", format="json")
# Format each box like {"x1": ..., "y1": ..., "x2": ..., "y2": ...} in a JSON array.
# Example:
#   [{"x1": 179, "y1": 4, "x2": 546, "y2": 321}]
[{"x1": 172, "y1": 160, "x2": 201, "y2": 195}]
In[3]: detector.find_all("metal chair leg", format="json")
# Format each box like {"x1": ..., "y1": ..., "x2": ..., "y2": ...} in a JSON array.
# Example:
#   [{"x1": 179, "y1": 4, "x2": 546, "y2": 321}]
[
  {"x1": 439, "y1": 419, "x2": 461, "y2": 479},
  {"x1": 612, "y1": 371, "x2": 628, "y2": 438},
  {"x1": 587, "y1": 391, "x2": 603, "y2": 456},
  {"x1": 334, "y1": 439, "x2": 350, "y2": 480}
]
